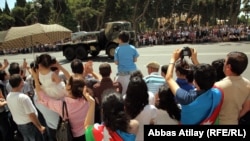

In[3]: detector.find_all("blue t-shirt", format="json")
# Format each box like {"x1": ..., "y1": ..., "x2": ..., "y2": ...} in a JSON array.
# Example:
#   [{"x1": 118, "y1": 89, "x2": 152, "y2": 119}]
[
  {"x1": 114, "y1": 43, "x2": 139, "y2": 73},
  {"x1": 176, "y1": 78, "x2": 195, "y2": 91}
]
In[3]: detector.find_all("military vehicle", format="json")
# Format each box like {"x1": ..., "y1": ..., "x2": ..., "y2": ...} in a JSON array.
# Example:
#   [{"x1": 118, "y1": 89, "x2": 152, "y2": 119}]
[{"x1": 58, "y1": 21, "x2": 136, "y2": 61}]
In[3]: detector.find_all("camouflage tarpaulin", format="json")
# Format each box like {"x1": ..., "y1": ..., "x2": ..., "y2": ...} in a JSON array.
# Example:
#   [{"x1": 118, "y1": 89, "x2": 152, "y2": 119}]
[{"x1": 1, "y1": 23, "x2": 72, "y2": 49}]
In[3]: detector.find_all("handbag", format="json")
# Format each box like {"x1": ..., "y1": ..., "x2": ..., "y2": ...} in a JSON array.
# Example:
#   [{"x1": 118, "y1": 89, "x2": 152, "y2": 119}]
[{"x1": 56, "y1": 100, "x2": 73, "y2": 141}]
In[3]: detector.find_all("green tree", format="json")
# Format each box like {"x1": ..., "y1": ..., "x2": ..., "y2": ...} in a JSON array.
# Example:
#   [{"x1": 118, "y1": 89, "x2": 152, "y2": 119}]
[
  {"x1": 0, "y1": 13, "x2": 15, "y2": 30},
  {"x1": 11, "y1": 6, "x2": 26, "y2": 26},
  {"x1": 16, "y1": 0, "x2": 26, "y2": 7},
  {"x1": 38, "y1": 0, "x2": 52, "y2": 23},
  {"x1": 3, "y1": 0, "x2": 11, "y2": 15}
]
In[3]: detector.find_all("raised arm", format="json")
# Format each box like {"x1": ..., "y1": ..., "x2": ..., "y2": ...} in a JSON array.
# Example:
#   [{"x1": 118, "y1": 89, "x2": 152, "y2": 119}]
[
  {"x1": 55, "y1": 61, "x2": 71, "y2": 81},
  {"x1": 84, "y1": 61, "x2": 101, "y2": 80},
  {"x1": 31, "y1": 69, "x2": 42, "y2": 100},
  {"x1": 190, "y1": 48, "x2": 199, "y2": 65},
  {"x1": 0, "y1": 59, "x2": 9, "y2": 70},
  {"x1": 83, "y1": 86, "x2": 95, "y2": 130},
  {"x1": 165, "y1": 49, "x2": 182, "y2": 95}
]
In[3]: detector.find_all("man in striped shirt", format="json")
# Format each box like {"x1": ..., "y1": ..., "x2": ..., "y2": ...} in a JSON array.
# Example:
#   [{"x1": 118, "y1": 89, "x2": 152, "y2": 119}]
[{"x1": 143, "y1": 62, "x2": 166, "y2": 95}]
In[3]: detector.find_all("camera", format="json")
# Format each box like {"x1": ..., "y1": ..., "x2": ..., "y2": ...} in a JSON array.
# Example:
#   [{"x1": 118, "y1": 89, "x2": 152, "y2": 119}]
[{"x1": 180, "y1": 47, "x2": 192, "y2": 58}]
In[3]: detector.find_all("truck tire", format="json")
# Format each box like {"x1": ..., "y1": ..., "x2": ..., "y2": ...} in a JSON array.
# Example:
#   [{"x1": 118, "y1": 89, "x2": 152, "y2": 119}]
[
  {"x1": 64, "y1": 47, "x2": 75, "y2": 61},
  {"x1": 75, "y1": 47, "x2": 88, "y2": 60},
  {"x1": 107, "y1": 43, "x2": 117, "y2": 59}
]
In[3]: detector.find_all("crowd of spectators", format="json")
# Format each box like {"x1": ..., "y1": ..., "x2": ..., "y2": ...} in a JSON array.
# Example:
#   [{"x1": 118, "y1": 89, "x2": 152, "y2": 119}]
[
  {"x1": 0, "y1": 43, "x2": 62, "y2": 55},
  {"x1": 0, "y1": 30, "x2": 249, "y2": 141},
  {"x1": 137, "y1": 24, "x2": 250, "y2": 46},
  {"x1": 1, "y1": 24, "x2": 250, "y2": 56}
]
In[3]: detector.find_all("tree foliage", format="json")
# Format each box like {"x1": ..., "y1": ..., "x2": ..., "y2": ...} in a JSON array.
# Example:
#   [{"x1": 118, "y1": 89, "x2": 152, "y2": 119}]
[{"x1": 0, "y1": 0, "x2": 245, "y2": 32}]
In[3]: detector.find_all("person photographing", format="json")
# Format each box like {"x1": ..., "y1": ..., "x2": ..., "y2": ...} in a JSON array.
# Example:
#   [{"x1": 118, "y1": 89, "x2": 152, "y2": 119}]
[{"x1": 165, "y1": 47, "x2": 223, "y2": 125}]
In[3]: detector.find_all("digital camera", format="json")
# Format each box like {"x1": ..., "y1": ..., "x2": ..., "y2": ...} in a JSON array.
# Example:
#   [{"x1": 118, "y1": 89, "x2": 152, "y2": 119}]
[{"x1": 180, "y1": 47, "x2": 192, "y2": 58}]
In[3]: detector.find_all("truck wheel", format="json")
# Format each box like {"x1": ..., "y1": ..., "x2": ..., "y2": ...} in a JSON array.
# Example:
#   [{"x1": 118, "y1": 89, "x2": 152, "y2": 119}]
[
  {"x1": 75, "y1": 47, "x2": 88, "y2": 60},
  {"x1": 64, "y1": 47, "x2": 75, "y2": 61},
  {"x1": 107, "y1": 44, "x2": 117, "y2": 59}
]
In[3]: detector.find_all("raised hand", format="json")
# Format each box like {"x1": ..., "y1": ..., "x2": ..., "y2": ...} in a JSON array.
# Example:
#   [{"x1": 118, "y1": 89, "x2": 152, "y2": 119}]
[{"x1": 82, "y1": 86, "x2": 95, "y2": 104}]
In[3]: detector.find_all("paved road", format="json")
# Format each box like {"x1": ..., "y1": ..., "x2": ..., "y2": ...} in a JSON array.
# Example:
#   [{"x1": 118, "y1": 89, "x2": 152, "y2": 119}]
[{"x1": 1, "y1": 41, "x2": 250, "y2": 80}]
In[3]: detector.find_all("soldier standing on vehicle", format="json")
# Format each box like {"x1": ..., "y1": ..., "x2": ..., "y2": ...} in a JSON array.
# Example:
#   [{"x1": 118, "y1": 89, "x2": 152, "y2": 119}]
[{"x1": 114, "y1": 31, "x2": 139, "y2": 95}]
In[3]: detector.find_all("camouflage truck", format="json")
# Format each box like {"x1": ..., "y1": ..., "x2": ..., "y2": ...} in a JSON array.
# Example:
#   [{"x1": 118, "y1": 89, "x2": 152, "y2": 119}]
[{"x1": 58, "y1": 21, "x2": 136, "y2": 61}]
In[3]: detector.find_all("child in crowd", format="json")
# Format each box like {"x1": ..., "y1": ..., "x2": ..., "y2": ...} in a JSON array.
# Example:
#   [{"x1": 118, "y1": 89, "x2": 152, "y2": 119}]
[
  {"x1": 35, "y1": 53, "x2": 67, "y2": 99},
  {"x1": 84, "y1": 88, "x2": 139, "y2": 141}
]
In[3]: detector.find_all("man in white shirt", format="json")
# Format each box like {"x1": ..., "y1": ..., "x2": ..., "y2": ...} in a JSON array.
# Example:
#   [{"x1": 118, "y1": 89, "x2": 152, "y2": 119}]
[{"x1": 7, "y1": 74, "x2": 45, "y2": 141}]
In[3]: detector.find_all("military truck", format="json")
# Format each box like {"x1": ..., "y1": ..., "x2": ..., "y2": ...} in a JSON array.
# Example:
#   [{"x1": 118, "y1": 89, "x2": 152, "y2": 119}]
[{"x1": 59, "y1": 21, "x2": 136, "y2": 61}]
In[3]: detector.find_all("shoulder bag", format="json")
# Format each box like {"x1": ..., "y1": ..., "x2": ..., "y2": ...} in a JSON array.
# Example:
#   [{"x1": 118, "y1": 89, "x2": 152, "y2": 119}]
[{"x1": 56, "y1": 100, "x2": 73, "y2": 141}]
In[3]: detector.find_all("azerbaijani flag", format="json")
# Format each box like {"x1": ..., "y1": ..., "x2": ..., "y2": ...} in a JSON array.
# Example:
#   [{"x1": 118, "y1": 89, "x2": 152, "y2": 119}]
[
  {"x1": 201, "y1": 86, "x2": 224, "y2": 125},
  {"x1": 180, "y1": 87, "x2": 223, "y2": 125},
  {"x1": 85, "y1": 124, "x2": 123, "y2": 141}
]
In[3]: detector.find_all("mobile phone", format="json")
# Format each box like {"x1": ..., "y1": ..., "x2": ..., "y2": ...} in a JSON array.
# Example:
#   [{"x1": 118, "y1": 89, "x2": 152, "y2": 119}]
[
  {"x1": 23, "y1": 58, "x2": 26, "y2": 61},
  {"x1": 4, "y1": 59, "x2": 7, "y2": 62}
]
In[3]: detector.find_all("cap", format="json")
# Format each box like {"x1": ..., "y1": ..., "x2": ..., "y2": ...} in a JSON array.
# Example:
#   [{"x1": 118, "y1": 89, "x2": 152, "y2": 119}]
[{"x1": 147, "y1": 62, "x2": 160, "y2": 69}]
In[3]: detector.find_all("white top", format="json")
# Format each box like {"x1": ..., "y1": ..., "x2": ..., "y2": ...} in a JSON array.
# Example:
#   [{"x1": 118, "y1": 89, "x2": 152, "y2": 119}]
[
  {"x1": 7, "y1": 92, "x2": 38, "y2": 125},
  {"x1": 135, "y1": 104, "x2": 157, "y2": 141},
  {"x1": 39, "y1": 71, "x2": 67, "y2": 99},
  {"x1": 148, "y1": 91, "x2": 155, "y2": 105},
  {"x1": 155, "y1": 109, "x2": 179, "y2": 125}
]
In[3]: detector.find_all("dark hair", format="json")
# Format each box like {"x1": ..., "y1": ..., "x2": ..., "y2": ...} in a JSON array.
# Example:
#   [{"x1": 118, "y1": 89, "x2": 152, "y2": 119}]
[
  {"x1": 193, "y1": 63, "x2": 217, "y2": 91},
  {"x1": 125, "y1": 76, "x2": 148, "y2": 119},
  {"x1": 70, "y1": 59, "x2": 84, "y2": 74},
  {"x1": 186, "y1": 63, "x2": 194, "y2": 83},
  {"x1": 0, "y1": 70, "x2": 7, "y2": 81},
  {"x1": 157, "y1": 84, "x2": 181, "y2": 121},
  {"x1": 67, "y1": 76, "x2": 85, "y2": 99},
  {"x1": 211, "y1": 58, "x2": 225, "y2": 81},
  {"x1": 175, "y1": 58, "x2": 190, "y2": 76},
  {"x1": 102, "y1": 91, "x2": 129, "y2": 132},
  {"x1": 30, "y1": 61, "x2": 35, "y2": 68},
  {"x1": 9, "y1": 74, "x2": 23, "y2": 88},
  {"x1": 36, "y1": 54, "x2": 56, "y2": 68},
  {"x1": 161, "y1": 65, "x2": 169, "y2": 76},
  {"x1": 99, "y1": 63, "x2": 111, "y2": 77},
  {"x1": 226, "y1": 51, "x2": 248, "y2": 75},
  {"x1": 8, "y1": 62, "x2": 20, "y2": 76},
  {"x1": 118, "y1": 31, "x2": 130, "y2": 43},
  {"x1": 130, "y1": 70, "x2": 144, "y2": 79}
]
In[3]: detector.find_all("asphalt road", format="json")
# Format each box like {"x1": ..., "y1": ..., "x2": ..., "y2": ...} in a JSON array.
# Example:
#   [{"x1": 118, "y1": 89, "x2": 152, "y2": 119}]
[{"x1": 1, "y1": 41, "x2": 250, "y2": 80}]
